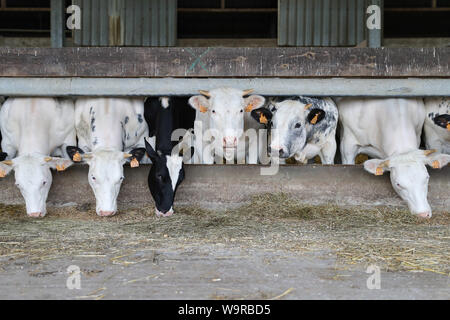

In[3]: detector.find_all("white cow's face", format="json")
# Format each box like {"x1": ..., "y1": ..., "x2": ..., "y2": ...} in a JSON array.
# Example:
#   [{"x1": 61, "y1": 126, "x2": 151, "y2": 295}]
[
  {"x1": 82, "y1": 150, "x2": 131, "y2": 216},
  {"x1": 269, "y1": 100, "x2": 326, "y2": 158},
  {"x1": 364, "y1": 150, "x2": 450, "y2": 218},
  {"x1": 0, "y1": 155, "x2": 73, "y2": 217},
  {"x1": 189, "y1": 88, "x2": 265, "y2": 149}
]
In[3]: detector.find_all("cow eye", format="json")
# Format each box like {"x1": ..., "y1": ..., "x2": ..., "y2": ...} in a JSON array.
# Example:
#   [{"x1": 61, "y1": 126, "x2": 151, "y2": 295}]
[
  {"x1": 240, "y1": 109, "x2": 243, "y2": 113},
  {"x1": 396, "y1": 183, "x2": 404, "y2": 189},
  {"x1": 295, "y1": 123, "x2": 301, "y2": 128},
  {"x1": 42, "y1": 181, "x2": 47, "y2": 186},
  {"x1": 120, "y1": 176, "x2": 124, "y2": 180},
  {"x1": 212, "y1": 110, "x2": 216, "y2": 114},
  {"x1": 91, "y1": 176, "x2": 96, "y2": 181}
]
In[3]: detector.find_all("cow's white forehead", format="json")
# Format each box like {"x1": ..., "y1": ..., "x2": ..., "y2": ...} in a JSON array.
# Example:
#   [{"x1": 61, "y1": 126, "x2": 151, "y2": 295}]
[
  {"x1": 91, "y1": 149, "x2": 124, "y2": 161},
  {"x1": 386, "y1": 150, "x2": 428, "y2": 167},
  {"x1": 208, "y1": 88, "x2": 245, "y2": 109},
  {"x1": 273, "y1": 100, "x2": 305, "y2": 126},
  {"x1": 166, "y1": 155, "x2": 182, "y2": 191}
]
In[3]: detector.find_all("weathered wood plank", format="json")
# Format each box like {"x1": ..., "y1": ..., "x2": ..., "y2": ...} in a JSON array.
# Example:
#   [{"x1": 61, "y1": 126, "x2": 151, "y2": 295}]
[{"x1": 0, "y1": 47, "x2": 448, "y2": 78}]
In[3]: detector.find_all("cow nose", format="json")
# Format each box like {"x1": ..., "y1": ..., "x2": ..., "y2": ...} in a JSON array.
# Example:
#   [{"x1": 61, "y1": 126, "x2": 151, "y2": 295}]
[
  {"x1": 417, "y1": 211, "x2": 432, "y2": 219},
  {"x1": 155, "y1": 208, "x2": 174, "y2": 217},
  {"x1": 99, "y1": 211, "x2": 116, "y2": 217},
  {"x1": 223, "y1": 137, "x2": 237, "y2": 148},
  {"x1": 28, "y1": 212, "x2": 43, "y2": 218}
]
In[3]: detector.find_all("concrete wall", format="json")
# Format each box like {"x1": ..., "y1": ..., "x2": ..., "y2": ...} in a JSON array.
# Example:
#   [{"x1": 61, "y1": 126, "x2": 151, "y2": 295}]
[{"x1": 0, "y1": 164, "x2": 448, "y2": 211}]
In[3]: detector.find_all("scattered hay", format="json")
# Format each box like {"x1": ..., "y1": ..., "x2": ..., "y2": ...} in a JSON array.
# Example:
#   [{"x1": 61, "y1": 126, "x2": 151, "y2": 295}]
[{"x1": 0, "y1": 193, "x2": 448, "y2": 275}]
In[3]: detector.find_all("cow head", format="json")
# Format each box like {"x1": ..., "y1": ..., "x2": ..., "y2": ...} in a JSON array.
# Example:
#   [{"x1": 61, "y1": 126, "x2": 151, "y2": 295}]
[
  {"x1": 0, "y1": 154, "x2": 73, "y2": 217},
  {"x1": 189, "y1": 88, "x2": 265, "y2": 152},
  {"x1": 145, "y1": 138, "x2": 184, "y2": 217},
  {"x1": 254, "y1": 99, "x2": 325, "y2": 159},
  {"x1": 364, "y1": 149, "x2": 450, "y2": 218},
  {"x1": 67, "y1": 146, "x2": 146, "y2": 217},
  {"x1": 433, "y1": 114, "x2": 450, "y2": 131}
]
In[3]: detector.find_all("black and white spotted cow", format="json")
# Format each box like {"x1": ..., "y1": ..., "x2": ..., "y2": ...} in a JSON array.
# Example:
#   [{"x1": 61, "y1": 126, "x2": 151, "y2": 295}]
[
  {"x1": 424, "y1": 97, "x2": 449, "y2": 154},
  {"x1": 251, "y1": 96, "x2": 338, "y2": 164},
  {"x1": 66, "y1": 98, "x2": 148, "y2": 217},
  {"x1": 144, "y1": 97, "x2": 195, "y2": 217}
]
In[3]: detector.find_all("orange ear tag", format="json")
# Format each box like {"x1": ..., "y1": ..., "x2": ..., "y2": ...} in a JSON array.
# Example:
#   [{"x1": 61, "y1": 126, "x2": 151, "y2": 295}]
[
  {"x1": 130, "y1": 158, "x2": 139, "y2": 168},
  {"x1": 259, "y1": 113, "x2": 268, "y2": 124},
  {"x1": 199, "y1": 105, "x2": 208, "y2": 113},
  {"x1": 244, "y1": 103, "x2": 254, "y2": 112},
  {"x1": 447, "y1": 123, "x2": 450, "y2": 131},
  {"x1": 73, "y1": 152, "x2": 81, "y2": 162},
  {"x1": 432, "y1": 160, "x2": 440, "y2": 169},
  {"x1": 304, "y1": 103, "x2": 313, "y2": 110},
  {"x1": 56, "y1": 164, "x2": 66, "y2": 172},
  {"x1": 375, "y1": 167, "x2": 383, "y2": 176},
  {"x1": 0, "y1": 169, "x2": 6, "y2": 178},
  {"x1": 310, "y1": 113, "x2": 319, "y2": 124}
]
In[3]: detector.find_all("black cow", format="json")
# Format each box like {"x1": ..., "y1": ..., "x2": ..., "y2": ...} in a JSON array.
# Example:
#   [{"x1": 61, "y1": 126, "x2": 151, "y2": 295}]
[{"x1": 144, "y1": 97, "x2": 195, "y2": 217}]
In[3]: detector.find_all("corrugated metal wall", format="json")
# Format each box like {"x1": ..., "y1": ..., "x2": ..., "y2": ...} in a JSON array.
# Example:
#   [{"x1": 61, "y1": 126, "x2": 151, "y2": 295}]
[
  {"x1": 72, "y1": 0, "x2": 177, "y2": 46},
  {"x1": 278, "y1": 0, "x2": 382, "y2": 47}
]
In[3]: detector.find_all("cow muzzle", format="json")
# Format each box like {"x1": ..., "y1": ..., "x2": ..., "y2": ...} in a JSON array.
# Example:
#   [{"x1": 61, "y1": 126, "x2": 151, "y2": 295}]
[
  {"x1": 27, "y1": 212, "x2": 45, "y2": 218},
  {"x1": 270, "y1": 145, "x2": 289, "y2": 158},
  {"x1": 98, "y1": 210, "x2": 116, "y2": 217},
  {"x1": 155, "y1": 207, "x2": 174, "y2": 217}
]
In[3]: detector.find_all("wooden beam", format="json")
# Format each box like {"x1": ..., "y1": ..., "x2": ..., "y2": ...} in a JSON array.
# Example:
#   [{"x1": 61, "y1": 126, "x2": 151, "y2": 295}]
[{"x1": 0, "y1": 47, "x2": 449, "y2": 78}]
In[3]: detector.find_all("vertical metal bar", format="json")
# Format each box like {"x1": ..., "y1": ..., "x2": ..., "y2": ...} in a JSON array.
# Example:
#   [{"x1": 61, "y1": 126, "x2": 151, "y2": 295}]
[
  {"x1": 142, "y1": 0, "x2": 151, "y2": 46},
  {"x1": 151, "y1": 0, "x2": 159, "y2": 46},
  {"x1": 288, "y1": 0, "x2": 297, "y2": 46},
  {"x1": 338, "y1": 0, "x2": 347, "y2": 46},
  {"x1": 278, "y1": 0, "x2": 288, "y2": 46},
  {"x1": 367, "y1": 0, "x2": 382, "y2": 48},
  {"x1": 330, "y1": 0, "x2": 338, "y2": 46},
  {"x1": 304, "y1": 0, "x2": 313, "y2": 45},
  {"x1": 347, "y1": 0, "x2": 356, "y2": 45},
  {"x1": 322, "y1": 0, "x2": 330, "y2": 46},
  {"x1": 99, "y1": 0, "x2": 108, "y2": 46},
  {"x1": 313, "y1": 0, "x2": 322, "y2": 46},
  {"x1": 51, "y1": 0, "x2": 65, "y2": 48},
  {"x1": 82, "y1": 0, "x2": 91, "y2": 45},
  {"x1": 159, "y1": 0, "x2": 167, "y2": 46},
  {"x1": 356, "y1": 0, "x2": 364, "y2": 45},
  {"x1": 91, "y1": 0, "x2": 100, "y2": 46},
  {"x1": 134, "y1": 0, "x2": 143, "y2": 45},
  {"x1": 296, "y1": 0, "x2": 305, "y2": 46},
  {"x1": 167, "y1": 0, "x2": 177, "y2": 46},
  {"x1": 73, "y1": 0, "x2": 82, "y2": 45},
  {"x1": 124, "y1": 0, "x2": 134, "y2": 46}
]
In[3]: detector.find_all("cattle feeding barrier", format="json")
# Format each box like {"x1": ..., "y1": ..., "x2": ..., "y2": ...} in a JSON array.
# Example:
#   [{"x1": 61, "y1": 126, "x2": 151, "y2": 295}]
[{"x1": 0, "y1": 47, "x2": 449, "y2": 210}]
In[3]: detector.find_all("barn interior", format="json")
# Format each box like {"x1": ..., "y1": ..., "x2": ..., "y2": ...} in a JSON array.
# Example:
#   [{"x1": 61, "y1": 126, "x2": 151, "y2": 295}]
[{"x1": 0, "y1": 1, "x2": 449, "y2": 300}]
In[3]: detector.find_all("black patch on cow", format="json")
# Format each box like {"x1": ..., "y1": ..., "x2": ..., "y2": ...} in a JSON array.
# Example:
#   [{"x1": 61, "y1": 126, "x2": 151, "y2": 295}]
[
  {"x1": 93, "y1": 137, "x2": 98, "y2": 146},
  {"x1": 90, "y1": 116, "x2": 96, "y2": 132},
  {"x1": 124, "y1": 116, "x2": 129, "y2": 125},
  {"x1": 433, "y1": 114, "x2": 450, "y2": 129},
  {"x1": 251, "y1": 107, "x2": 273, "y2": 127},
  {"x1": 89, "y1": 106, "x2": 93, "y2": 115},
  {"x1": 66, "y1": 146, "x2": 84, "y2": 162},
  {"x1": 137, "y1": 114, "x2": 143, "y2": 123},
  {"x1": 306, "y1": 108, "x2": 326, "y2": 125},
  {"x1": 0, "y1": 152, "x2": 7, "y2": 162}
]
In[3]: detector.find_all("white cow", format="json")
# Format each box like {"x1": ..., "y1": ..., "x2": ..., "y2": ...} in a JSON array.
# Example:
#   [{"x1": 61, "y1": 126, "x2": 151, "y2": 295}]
[
  {"x1": 188, "y1": 88, "x2": 266, "y2": 164},
  {"x1": 0, "y1": 98, "x2": 75, "y2": 217},
  {"x1": 252, "y1": 96, "x2": 338, "y2": 164},
  {"x1": 423, "y1": 97, "x2": 449, "y2": 154},
  {"x1": 67, "y1": 98, "x2": 148, "y2": 217},
  {"x1": 337, "y1": 98, "x2": 450, "y2": 218}
]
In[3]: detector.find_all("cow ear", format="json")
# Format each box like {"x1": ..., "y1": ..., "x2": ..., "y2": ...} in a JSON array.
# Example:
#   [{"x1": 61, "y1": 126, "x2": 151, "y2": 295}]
[
  {"x1": 251, "y1": 107, "x2": 272, "y2": 125},
  {"x1": 128, "y1": 148, "x2": 147, "y2": 168},
  {"x1": 244, "y1": 95, "x2": 265, "y2": 112},
  {"x1": 364, "y1": 159, "x2": 390, "y2": 176},
  {"x1": 188, "y1": 95, "x2": 210, "y2": 113},
  {"x1": 425, "y1": 153, "x2": 450, "y2": 169},
  {"x1": 66, "y1": 146, "x2": 84, "y2": 162},
  {"x1": 145, "y1": 137, "x2": 159, "y2": 162},
  {"x1": 433, "y1": 114, "x2": 450, "y2": 131},
  {"x1": 0, "y1": 160, "x2": 14, "y2": 178},
  {"x1": 306, "y1": 108, "x2": 326, "y2": 125},
  {"x1": 0, "y1": 152, "x2": 8, "y2": 162},
  {"x1": 46, "y1": 157, "x2": 74, "y2": 172}
]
